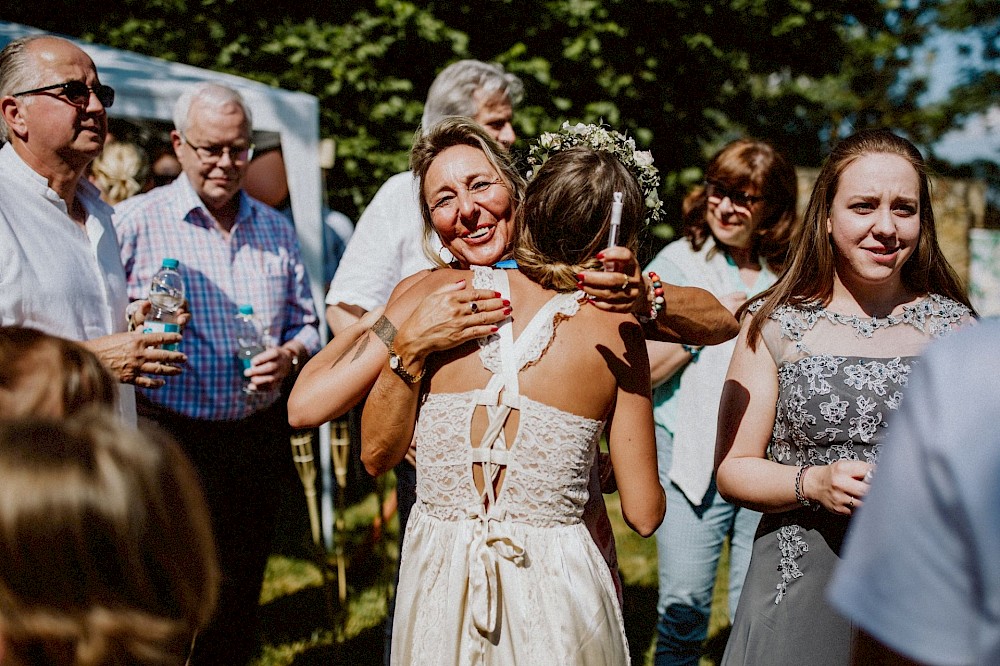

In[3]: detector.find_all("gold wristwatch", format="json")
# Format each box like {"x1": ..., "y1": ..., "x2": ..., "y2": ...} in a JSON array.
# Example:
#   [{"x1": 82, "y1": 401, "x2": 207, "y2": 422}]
[{"x1": 388, "y1": 347, "x2": 424, "y2": 384}]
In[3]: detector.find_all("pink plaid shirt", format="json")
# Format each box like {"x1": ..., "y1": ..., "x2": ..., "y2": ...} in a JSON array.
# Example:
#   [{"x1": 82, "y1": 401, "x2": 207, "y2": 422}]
[{"x1": 115, "y1": 174, "x2": 320, "y2": 420}]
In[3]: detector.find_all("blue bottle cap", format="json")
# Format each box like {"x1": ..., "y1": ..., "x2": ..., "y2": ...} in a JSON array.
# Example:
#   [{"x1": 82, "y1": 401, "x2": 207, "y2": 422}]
[
  {"x1": 161, "y1": 258, "x2": 179, "y2": 269},
  {"x1": 238, "y1": 304, "x2": 254, "y2": 316}
]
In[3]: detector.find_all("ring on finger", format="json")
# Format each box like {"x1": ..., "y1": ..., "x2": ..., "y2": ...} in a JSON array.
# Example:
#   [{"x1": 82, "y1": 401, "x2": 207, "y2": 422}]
[
  {"x1": 620, "y1": 277, "x2": 630, "y2": 291},
  {"x1": 470, "y1": 302, "x2": 479, "y2": 314},
  {"x1": 848, "y1": 500, "x2": 854, "y2": 509}
]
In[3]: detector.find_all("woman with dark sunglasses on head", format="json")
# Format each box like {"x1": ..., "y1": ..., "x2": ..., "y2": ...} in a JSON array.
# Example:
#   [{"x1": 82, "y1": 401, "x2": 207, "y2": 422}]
[{"x1": 642, "y1": 139, "x2": 800, "y2": 666}]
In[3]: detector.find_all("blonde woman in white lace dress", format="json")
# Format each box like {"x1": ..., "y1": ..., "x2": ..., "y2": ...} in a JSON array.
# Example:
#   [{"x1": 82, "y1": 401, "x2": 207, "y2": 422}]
[
  {"x1": 715, "y1": 129, "x2": 976, "y2": 666},
  {"x1": 361, "y1": 139, "x2": 665, "y2": 664}
]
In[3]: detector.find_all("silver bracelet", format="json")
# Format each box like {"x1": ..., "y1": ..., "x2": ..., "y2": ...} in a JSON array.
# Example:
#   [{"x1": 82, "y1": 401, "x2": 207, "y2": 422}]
[{"x1": 794, "y1": 464, "x2": 812, "y2": 507}]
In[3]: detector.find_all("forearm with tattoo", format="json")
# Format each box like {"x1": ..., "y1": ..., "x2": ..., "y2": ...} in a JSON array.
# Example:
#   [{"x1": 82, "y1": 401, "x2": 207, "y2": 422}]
[
  {"x1": 328, "y1": 329, "x2": 377, "y2": 370},
  {"x1": 370, "y1": 315, "x2": 398, "y2": 350}
]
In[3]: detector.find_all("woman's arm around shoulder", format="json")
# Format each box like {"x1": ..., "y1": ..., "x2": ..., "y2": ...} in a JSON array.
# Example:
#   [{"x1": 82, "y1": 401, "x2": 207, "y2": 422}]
[
  {"x1": 360, "y1": 271, "x2": 510, "y2": 476},
  {"x1": 288, "y1": 307, "x2": 387, "y2": 428},
  {"x1": 646, "y1": 283, "x2": 739, "y2": 344},
  {"x1": 287, "y1": 269, "x2": 436, "y2": 429},
  {"x1": 576, "y1": 247, "x2": 738, "y2": 345},
  {"x1": 605, "y1": 313, "x2": 665, "y2": 537}
]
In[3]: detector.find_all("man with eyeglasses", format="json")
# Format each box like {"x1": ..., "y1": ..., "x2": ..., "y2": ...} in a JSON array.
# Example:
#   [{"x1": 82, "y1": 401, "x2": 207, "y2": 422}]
[
  {"x1": 113, "y1": 82, "x2": 320, "y2": 666},
  {"x1": 0, "y1": 35, "x2": 185, "y2": 426}
]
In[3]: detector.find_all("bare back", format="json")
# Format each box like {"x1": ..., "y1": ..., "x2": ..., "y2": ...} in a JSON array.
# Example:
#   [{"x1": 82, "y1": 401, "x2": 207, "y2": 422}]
[
  {"x1": 427, "y1": 269, "x2": 632, "y2": 424},
  {"x1": 377, "y1": 264, "x2": 661, "y2": 537}
]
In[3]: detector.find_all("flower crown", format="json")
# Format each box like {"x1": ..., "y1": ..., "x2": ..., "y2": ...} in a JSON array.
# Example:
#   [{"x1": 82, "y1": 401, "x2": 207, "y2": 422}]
[{"x1": 527, "y1": 122, "x2": 664, "y2": 227}]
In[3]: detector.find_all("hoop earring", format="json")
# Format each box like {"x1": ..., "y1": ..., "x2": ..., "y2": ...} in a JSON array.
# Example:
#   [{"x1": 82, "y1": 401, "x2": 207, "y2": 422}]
[{"x1": 438, "y1": 246, "x2": 455, "y2": 264}]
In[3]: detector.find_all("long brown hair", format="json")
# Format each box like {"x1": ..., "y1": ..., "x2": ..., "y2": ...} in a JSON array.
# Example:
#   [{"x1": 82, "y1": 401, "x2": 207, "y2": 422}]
[
  {"x1": 0, "y1": 413, "x2": 218, "y2": 665},
  {"x1": 0, "y1": 327, "x2": 116, "y2": 419},
  {"x1": 513, "y1": 146, "x2": 644, "y2": 292},
  {"x1": 410, "y1": 117, "x2": 526, "y2": 267},
  {"x1": 682, "y1": 138, "x2": 798, "y2": 271},
  {"x1": 745, "y1": 128, "x2": 975, "y2": 348}
]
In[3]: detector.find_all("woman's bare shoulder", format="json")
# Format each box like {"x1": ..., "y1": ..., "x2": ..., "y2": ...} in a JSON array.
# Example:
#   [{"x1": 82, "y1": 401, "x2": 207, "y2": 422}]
[{"x1": 566, "y1": 304, "x2": 644, "y2": 351}]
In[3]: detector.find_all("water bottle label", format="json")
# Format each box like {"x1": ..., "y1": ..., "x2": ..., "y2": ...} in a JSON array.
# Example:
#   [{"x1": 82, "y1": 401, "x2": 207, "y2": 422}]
[{"x1": 144, "y1": 321, "x2": 181, "y2": 351}]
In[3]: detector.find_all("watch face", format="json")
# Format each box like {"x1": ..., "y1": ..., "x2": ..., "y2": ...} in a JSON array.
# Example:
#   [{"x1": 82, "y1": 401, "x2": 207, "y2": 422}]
[{"x1": 389, "y1": 354, "x2": 400, "y2": 370}]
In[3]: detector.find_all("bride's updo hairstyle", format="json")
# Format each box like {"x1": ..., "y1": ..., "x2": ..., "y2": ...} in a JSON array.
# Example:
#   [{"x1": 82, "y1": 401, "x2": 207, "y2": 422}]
[
  {"x1": 514, "y1": 146, "x2": 644, "y2": 292},
  {"x1": 0, "y1": 412, "x2": 219, "y2": 666}
]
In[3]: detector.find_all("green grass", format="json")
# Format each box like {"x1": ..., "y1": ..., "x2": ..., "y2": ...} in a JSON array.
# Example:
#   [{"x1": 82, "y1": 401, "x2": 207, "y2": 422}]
[{"x1": 254, "y1": 482, "x2": 731, "y2": 666}]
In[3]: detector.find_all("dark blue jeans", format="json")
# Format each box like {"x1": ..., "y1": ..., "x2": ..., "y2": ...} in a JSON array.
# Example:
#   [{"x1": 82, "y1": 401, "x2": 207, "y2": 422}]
[
  {"x1": 137, "y1": 395, "x2": 289, "y2": 666},
  {"x1": 653, "y1": 425, "x2": 760, "y2": 666}
]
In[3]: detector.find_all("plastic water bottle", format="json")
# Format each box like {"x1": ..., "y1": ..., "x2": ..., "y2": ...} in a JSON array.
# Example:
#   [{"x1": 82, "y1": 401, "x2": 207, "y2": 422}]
[
  {"x1": 144, "y1": 258, "x2": 184, "y2": 351},
  {"x1": 235, "y1": 304, "x2": 265, "y2": 394}
]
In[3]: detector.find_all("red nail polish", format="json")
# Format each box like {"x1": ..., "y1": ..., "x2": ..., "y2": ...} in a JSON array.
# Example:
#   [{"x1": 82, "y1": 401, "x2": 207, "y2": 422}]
[
  {"x1": 502, "y1": 299, "x2": 510, "y2": 307},
  {"x1": 577, "y1": 273, "x2": 585, "y2": 281},
  {"x1": 494, "y1": 291, "x2": 502, "y2": 298},
  {"x1": 491, "y1": 326, "x2": 499, "y2": 332},
  {"x1": 596, "y1": 251, "x2": 605, "y2": 259},
  {"x1": 503, "y1": 307, "x2": 512, "y2": 315}
]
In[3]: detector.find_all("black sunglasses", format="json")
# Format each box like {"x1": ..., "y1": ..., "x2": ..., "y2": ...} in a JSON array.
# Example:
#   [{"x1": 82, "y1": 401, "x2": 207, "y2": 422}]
[
  {"x1": 705, "y1": 180, "x2": 765, "y2": 208},
  {"x1": 12, "y1": 80, "x2": 115, "y2": 108}
]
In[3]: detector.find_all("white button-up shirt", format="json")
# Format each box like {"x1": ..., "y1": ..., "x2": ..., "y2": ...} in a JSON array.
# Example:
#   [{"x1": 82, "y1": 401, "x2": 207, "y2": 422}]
[
  {"x1": 0, "y1": 143, "x2": 136, "y2": 424},
  {"x1": 325, "y1": 171, "x2": 442, "y2": 313}
]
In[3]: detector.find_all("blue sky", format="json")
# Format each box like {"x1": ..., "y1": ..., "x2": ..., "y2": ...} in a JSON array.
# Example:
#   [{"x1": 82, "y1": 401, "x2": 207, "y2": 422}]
[{"x1": 923, "y1": 30, "x2": 1000, "y2": 164}]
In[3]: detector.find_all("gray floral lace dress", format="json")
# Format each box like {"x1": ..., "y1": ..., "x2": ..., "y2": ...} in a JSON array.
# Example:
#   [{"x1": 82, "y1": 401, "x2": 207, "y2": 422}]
[{"x1": 721, "y1": 294, "x2": 973, "y2": 666}]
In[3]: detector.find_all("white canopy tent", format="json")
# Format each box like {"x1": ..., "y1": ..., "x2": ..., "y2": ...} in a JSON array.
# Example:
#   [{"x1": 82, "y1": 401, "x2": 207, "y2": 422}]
[{"x1": 0, "y1": 21, "x2": 340, "y2": 548}]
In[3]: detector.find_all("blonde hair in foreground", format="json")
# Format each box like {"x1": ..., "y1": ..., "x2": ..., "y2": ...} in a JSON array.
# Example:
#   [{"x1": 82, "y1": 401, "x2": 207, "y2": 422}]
[
  {"x1": 0, "y1": 327, "x2": 116, "y2": 419},
  {"x1": 0, "y1": 413, "x2": 219, "y2": 666}
]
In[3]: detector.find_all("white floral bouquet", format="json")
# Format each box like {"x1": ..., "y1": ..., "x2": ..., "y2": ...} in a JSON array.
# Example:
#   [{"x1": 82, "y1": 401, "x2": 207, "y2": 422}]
[{"x1": 527, "y1": 122, "x2": 664, "y2": 226}]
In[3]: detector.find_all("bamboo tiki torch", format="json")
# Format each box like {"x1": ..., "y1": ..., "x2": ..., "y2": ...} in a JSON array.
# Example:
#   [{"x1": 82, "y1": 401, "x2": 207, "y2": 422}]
[
  {"x1": 331, "y1": 418, "x2": 351, "y2": 602},
  {"x1": 290, "y1": 430, "x2": 321, "y2": 548}
]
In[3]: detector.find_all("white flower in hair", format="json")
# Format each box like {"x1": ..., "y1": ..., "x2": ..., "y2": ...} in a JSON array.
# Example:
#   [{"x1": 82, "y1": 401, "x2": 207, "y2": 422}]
[
  {"x1": 528, "y1": 121, "x2": 664, "y2": 227},
  {"x1": 634, "y1": 150, "x2": 654, "y2": 167}
]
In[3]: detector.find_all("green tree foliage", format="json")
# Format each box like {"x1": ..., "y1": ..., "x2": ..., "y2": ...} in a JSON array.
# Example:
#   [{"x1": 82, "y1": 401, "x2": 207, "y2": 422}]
[{"x1": 6, "y1": 1, "x2": 996, "y2": 243}]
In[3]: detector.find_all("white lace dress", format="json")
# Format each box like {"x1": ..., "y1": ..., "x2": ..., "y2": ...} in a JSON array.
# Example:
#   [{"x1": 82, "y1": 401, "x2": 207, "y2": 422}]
[
  {"x1": 721, "y1": 294, "x2": 973, "y2": 666},
  {"x1": 390, "y1": 267, "x2": 629, "y2": 666}
]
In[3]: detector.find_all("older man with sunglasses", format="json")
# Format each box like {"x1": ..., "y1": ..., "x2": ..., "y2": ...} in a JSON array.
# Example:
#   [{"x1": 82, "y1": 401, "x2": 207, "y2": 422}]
[
  {"x1": 0, "y1": 35, "x2": 185, "y2": 425},
  {"x1": 113, "y1": 81, "x2": 320, "y2": 666}
]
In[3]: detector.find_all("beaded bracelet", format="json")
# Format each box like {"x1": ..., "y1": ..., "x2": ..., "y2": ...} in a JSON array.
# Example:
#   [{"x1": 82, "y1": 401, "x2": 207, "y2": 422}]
[
  {"x1": 647, "y1": 271, "x2": 665, "y2": 320},
  {"x1": 794, "y1": 464, "x2": 813, "y2": 507}
]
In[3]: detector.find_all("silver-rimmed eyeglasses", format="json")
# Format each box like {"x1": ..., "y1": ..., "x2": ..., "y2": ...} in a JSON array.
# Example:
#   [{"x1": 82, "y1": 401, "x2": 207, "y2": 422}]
[{"x1": 180, "y1": 132, "x2": 255, "y2": 165}]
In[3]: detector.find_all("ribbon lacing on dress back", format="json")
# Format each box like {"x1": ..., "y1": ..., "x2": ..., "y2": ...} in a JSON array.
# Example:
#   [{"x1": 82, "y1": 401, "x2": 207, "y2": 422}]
[{"x1": 465, "y1": 267, "x2": 580, "y2": 641}]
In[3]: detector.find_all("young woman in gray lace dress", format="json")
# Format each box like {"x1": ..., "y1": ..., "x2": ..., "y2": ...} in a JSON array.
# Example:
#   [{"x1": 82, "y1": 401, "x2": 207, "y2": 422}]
[{"x1": 715, "y1": 129, "x2": 976, "y2": 666}]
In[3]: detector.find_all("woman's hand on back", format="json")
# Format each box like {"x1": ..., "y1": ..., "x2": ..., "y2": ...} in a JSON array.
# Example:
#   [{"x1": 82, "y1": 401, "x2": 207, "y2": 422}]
[
  {"x1": 392, "y1": 279, "x2": 511, "y2": 362},
  {"x1": 576, "y1": 246, "x2": 647, "y2": 315}
]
